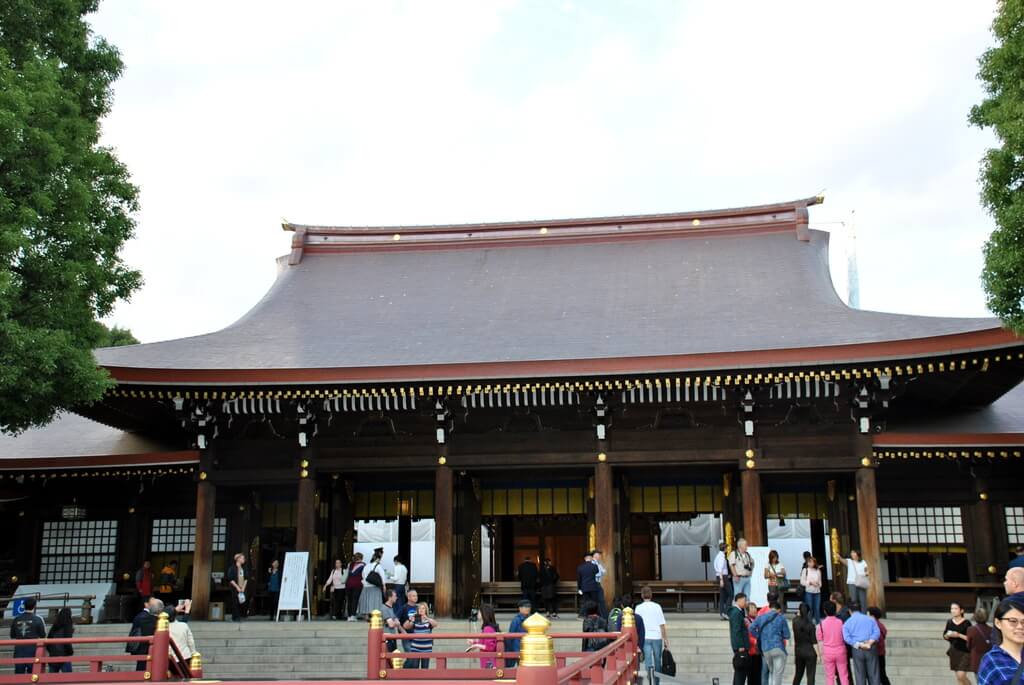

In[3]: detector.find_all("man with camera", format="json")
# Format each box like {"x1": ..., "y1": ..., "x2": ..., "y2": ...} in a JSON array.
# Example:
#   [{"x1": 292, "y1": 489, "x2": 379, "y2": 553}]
[{"x1": 729, "y1": 538, "x2": 755, "y2": 600}]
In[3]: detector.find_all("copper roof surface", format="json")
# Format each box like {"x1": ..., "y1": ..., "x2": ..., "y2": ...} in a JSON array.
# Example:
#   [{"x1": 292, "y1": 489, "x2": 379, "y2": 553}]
[{"x1": 94, "y1": 200, "x2": 1009, "y2": 383}]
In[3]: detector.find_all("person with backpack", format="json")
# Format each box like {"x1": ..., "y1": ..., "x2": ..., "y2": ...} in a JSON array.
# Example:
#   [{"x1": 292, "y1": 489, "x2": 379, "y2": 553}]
[
  {"x1": 46, "y1": 607, "x2": 75, "y2": 673},
  {"x1": 967, "y1": 606, "x2": 994, "y2": 676},
  {"x1": 728, "y1": 593, "x2": 751, "y2": 685},
  {"x1": 358, "y1": 548, "x2": 386, "y2": 619},
  {"x1": 505, "y1": 600, "x2": 532, "y2": 668},
  {"x1": 750, "y1": 601, "x2": 791, "y2": 685},
  {"x1": 634, "y1": 586, "x2": 668, "y2": 685},
  {"x1": 581, "y1": 601, "x2": 609, "y2": 652},
  {"x1": 11, "y1": 597, "x2": 47, "y2": 674}
]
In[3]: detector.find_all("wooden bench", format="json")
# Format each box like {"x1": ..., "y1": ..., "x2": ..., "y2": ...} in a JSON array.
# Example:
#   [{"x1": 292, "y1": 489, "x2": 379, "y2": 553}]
[
  {"x1": 481, "y1": 581, "x2": 580, "y2": 611},
  {"x1": 630, "y1": 580, "x2": 719, "y2": 613}
]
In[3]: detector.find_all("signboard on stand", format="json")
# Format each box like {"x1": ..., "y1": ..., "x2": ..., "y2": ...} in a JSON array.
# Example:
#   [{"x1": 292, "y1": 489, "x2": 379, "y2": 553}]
[{"x1": 276, "y1": 552, "x2": 311, "y2": 621}]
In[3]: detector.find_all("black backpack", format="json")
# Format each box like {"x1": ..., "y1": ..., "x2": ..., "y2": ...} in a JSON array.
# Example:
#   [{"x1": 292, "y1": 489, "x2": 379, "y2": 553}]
[{"x1": 661, "y1": 648, "x2": 676, "y2": 677}]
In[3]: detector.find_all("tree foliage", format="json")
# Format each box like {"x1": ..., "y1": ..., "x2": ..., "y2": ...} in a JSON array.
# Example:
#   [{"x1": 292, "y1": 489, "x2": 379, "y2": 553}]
[
  {"x1": 971, "y1": 1, "x2": 1024, "y2": 332},
  {"x1": 0, "y1": 0, "x2": 141, "y2": 433},
  {"x1": 97, "y1": 323, "x2": 138, "y2": 347}
]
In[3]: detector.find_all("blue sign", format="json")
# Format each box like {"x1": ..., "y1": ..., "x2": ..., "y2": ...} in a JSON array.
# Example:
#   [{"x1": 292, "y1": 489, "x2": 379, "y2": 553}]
[{"x1": 9, "y1": 599, "x2": 26, "y2": 618}]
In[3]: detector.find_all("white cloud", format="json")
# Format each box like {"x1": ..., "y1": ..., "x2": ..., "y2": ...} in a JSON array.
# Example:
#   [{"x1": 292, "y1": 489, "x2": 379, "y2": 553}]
[{"x1": 90, "y1": 0, "x2": 1001, "y2": 343}]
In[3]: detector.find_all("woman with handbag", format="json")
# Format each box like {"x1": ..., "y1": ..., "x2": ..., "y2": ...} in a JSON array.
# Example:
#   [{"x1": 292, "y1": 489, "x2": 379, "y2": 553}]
[
  {"x1": 843, "y1": 550, "x2": 869, "y2": 611},
  {"x1": 358, "y1": 547, "x2": 386, "y2": 620},
  {"x1": 765, "y1": 550, "x2": 788, "y2": 607},
  {"x1": 801, "y1": 557, "x2": 823, "y2": 623}
]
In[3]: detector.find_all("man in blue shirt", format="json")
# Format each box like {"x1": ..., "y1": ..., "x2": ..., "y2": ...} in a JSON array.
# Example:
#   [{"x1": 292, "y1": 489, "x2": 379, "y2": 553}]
[
  {"x1": 505, "y1": 600, "x2": 532, "y2": 668},
  {"x1": 749, "y1": 601, "x2": 791, "y2": 685},
  {"x1": 842, "y1": 603, "x2": 881, "y2": 685},
  {"x1": 1008, "y1": 547, "x2": 1024, "y2": 570}
]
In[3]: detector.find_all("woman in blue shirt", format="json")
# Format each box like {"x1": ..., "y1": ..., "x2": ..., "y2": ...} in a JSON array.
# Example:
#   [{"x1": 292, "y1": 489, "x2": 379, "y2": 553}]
[
  {"x1": 979, "y1": 599, "x2": 1024, "y2": 685},
  {"x1": 402, "y1": 603, "x2": 438, "y2": 670}
]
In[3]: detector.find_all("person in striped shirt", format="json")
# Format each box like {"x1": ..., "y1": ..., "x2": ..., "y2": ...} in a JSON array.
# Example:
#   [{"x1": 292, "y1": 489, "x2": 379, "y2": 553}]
[{"x1": 402, "y1": 603, "x2": 439, "y2": 669}]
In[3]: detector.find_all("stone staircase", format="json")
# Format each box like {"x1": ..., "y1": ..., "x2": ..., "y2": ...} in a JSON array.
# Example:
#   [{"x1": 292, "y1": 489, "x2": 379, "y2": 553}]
[{"x1": 1, "y1": 612, "x2": 956, "y2": 682}]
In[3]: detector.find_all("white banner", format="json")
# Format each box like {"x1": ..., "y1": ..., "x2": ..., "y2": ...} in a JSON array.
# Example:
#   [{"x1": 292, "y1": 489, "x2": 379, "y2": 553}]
[{"x1": 278, "y1": 552, "x2": 309, "y2": 613}]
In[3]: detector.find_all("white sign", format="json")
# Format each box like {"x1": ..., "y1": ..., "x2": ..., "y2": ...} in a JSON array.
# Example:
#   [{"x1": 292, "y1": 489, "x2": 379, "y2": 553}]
[{"x1": 277, "y1": 552, "x2": 311, "y2": 621}]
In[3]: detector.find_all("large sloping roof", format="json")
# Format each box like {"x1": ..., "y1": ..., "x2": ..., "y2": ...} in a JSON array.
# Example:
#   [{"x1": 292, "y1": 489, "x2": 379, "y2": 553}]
[
  {"x1": 95, "y1": 197, "x2": 1013, "y2": 385},
  {"x1": 878, "y1": 381, "x2": 1024, "y2": 446},
  {"x1": 0, "y1": 413, "x2": 193, "y2": 470}
]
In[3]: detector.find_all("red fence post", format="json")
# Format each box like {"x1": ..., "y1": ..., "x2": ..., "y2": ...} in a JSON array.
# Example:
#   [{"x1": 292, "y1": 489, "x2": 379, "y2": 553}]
[
  {"x1": 33, "y1": 642, "x2": 45, "y2": 677},
  {"x1": 149, "y1": 612, "x2": 170, "y2": 681},
  {"x1": 367, "y1": 610, "x2": 384, "y2": 680},
  {"x1": 515, "y1": 613, "x2": 557, "y2": 685}
]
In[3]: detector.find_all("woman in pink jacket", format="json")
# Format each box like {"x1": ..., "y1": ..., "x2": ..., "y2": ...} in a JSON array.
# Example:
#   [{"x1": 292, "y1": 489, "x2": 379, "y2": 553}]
[{"x1": 816, "y1": 601, "x2": 850, "y2": 685}]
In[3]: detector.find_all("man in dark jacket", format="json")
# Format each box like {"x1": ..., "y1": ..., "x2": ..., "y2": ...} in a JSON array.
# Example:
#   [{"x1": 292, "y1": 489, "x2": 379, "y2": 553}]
[
  {"x1": 518, "y1": 556, "x2": 539, "y2": 608},
  {"x1": 729, "y1": 593, "x2": 750, "y2": 685},
  {"x1": 10, "y1": 598, "x2": 46, "y2": 674},
  {"x1": 128, "y1": 598, "x2": 163, "y2": 671},
  {"x1": 576, "y1": 553, "x2": 600, "y2": 616}
]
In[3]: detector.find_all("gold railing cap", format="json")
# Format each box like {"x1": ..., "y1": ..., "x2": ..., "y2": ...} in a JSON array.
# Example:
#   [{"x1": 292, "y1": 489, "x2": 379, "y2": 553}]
[
  {"x1": 369, "y1": 609, "x2": 383, "y2": 629},
  {"x1": 522, "y1": 612, "x2": 551, "y2": 633}
]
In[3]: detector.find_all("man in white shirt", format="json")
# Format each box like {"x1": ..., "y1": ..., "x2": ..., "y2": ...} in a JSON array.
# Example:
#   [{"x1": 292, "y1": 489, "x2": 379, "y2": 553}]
[
  {"x1": 729, "y1": 538, "x2": 754, "y2": 601},
  {"x1": 390, "y1": 556, "x2": 409, "y2": 606},
  {"x1": 634, "y1": 586, "x2": 668, "y2": 685},
  {"x1": 713, "y1": 542, "x2": 732, "y2": 620}
]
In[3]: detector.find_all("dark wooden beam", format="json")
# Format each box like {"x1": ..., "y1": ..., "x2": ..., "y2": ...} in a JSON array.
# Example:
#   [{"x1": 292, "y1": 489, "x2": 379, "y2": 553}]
[
  {"x1": 594, "y1": 460, "x2": 616, "y2": 608},
  {"x1": 967, "y1": 472, "x2": 998, "y2": 583},
  {"x1": 741, "y1": 469, "x2": 765, "y2": 546},
  {"x1": 855, "y1": 466, "x2": 885, "y2": 613},
  {"x1": 191, "y1": 473, "x2": 215, "y2": 619},
  {"x1": 434, "y1": 463, "x2": 454, "y2": 616}
]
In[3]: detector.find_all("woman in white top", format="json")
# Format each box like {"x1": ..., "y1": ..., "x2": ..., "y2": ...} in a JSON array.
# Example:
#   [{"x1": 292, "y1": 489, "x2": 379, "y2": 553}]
[
  {"x1": 166, "y1": 609, "x2": 196, "y2": 661},
  {"x1": 357, "y1": 548, "x2": 386, "y2": 619},
  {"x1": 844, "y1": 550, "x2": 869, "y2": 610},
  {"x1": 800, "y1": 556, "x2": 823, "y2": 623},
  {"x1": 323, "y1": 559, "x2": 347, "y2": 620}
]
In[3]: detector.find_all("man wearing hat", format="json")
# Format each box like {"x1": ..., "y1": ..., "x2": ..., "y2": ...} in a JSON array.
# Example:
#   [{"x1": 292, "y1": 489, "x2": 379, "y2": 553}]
[{"x1": 505, "y1": 600, "x2": 532, "y2": 668}]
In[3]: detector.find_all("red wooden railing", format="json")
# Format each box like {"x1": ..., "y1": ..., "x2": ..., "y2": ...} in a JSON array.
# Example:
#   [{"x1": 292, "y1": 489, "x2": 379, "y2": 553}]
[
  {"x1": 0, "y1": 614, "x2": 200, "y2": 684},
  {"x1": 366, "y1": 609, "x2": 640, "y2": 685}
]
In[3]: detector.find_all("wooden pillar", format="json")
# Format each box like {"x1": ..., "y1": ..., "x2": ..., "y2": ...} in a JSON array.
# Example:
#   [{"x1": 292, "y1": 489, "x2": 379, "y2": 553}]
[
  {"x1": 855, "y1": 466, "x2": 885, "y2": 612},
  {"x1": 296, "y1": 448, "x2": 317, "y2": 554},
  {"x1": 190, "y1": 476, "x2": 216, "y2": 620},
  {"x1": 594, "y1": 460, "x2": 616, "y2": 607},
  {"x1": 617, "y1": 473, "x2": 632, "y2": 598},
  {"x1": 453, "y1": 475, "x2": 482, "y2": 618},
  {"x1": 740, "y1": 469, "x2": 765, "y2": 547},
  {"x1": 968, "y1": 474, "x2": 998, "y2": 582},
  {"x1": 826, "y1": 478, "x2": 853, "y2": 592},
  {"x1": 434, "y1": 463, "x2": 454, "y2": 616}
]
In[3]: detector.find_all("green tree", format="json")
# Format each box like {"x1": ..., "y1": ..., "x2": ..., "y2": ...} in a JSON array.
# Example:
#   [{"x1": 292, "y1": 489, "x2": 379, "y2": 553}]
[
  {"x1": 0, "y1": 0, "x2": 141, "y2": 434},
  {"x1": 971, "y1": 0, "x2": 1024, "y2": 332},
  {"x1": 97, "y1": 323, "x2": 138, "y2": 347}
]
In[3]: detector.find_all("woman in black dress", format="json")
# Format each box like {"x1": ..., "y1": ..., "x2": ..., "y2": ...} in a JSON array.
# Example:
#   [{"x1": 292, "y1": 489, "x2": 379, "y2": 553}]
[
  {"x1": 944, "y1": 601, "x2": 972, "y2": 685},
  {"x1": 792, "y1": 602, "x2": 819, "y2": 685},
  {"x1": 540, "y1": 558, "x2": 560, "y2": 619},
  {"x1": 46, "y1": 608, "x2": 74, "y2": 673}
]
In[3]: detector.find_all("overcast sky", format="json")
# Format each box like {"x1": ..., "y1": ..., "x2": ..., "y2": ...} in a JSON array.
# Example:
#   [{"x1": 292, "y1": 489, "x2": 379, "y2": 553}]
[{"x1": 89, "y1": 1, "x2": 1000, "y2": 344}]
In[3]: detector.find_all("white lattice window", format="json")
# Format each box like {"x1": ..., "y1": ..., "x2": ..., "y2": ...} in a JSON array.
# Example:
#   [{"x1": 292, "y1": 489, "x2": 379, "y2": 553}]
[
  {"x1": 1006, "y1": 507, "x2": 1024, "y2": 546},
  {"x1": 877, "y1": 506, "x2": 963, "y2": 545},
  {"x1": 40, "y1": 520, "x2": 118, "y2": 583},
  {"x1": 151, "y1": 518, "x2": 226, "y2": 552}
]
